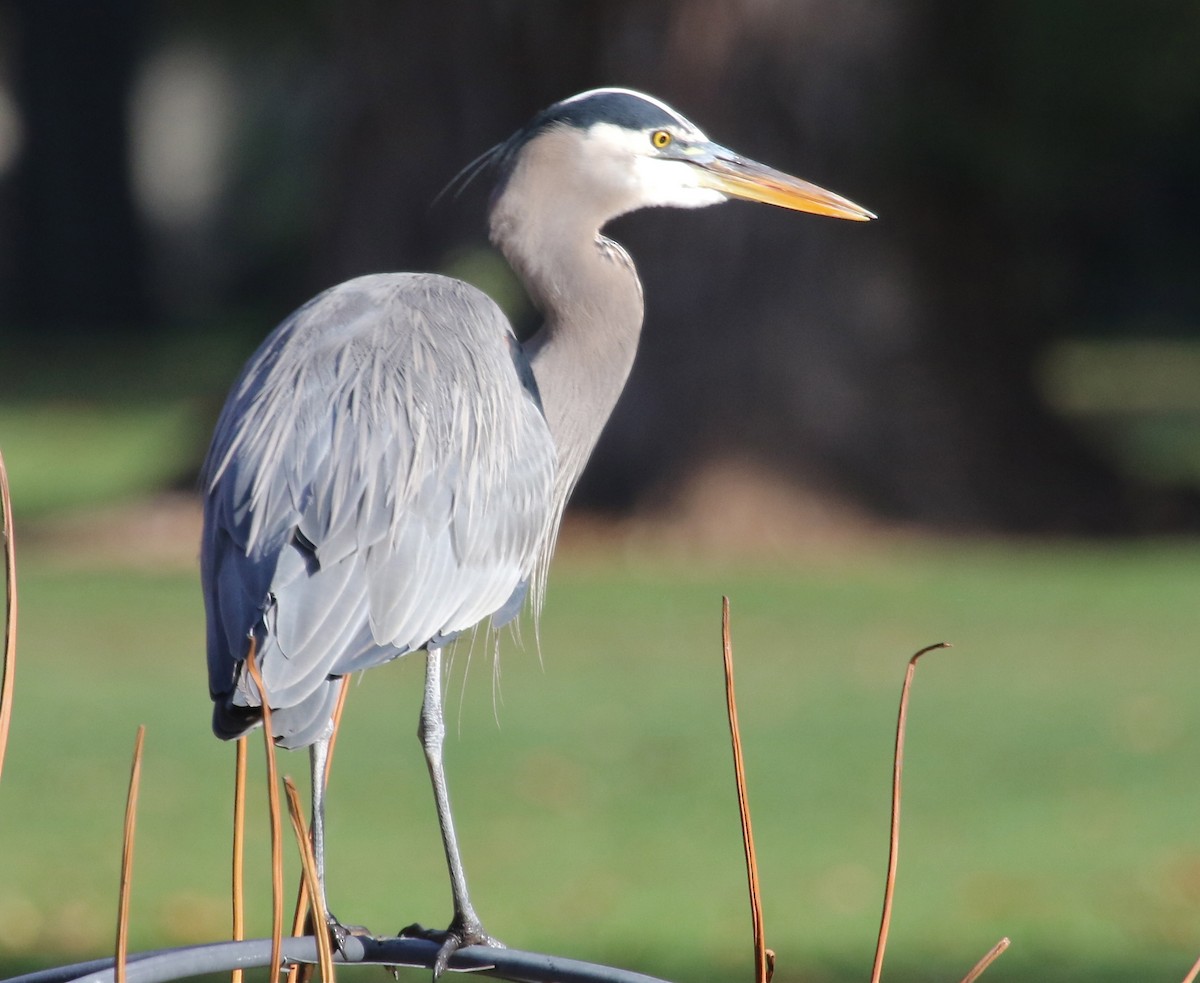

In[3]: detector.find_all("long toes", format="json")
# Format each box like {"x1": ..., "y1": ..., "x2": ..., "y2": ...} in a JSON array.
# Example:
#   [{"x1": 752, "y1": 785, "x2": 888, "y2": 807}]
[
  {"x1": 433, "y1": 933, "x2": 481, "y2": 978},
  {"x1": 397, "y1": 920, "x2": 502, "y2": 978},
  {"x1": 398, "y1": 922, "x2": 434, "y2": 940},
  {"x1": 432, "y1": 935, "x2": 457, "y2": 979}
]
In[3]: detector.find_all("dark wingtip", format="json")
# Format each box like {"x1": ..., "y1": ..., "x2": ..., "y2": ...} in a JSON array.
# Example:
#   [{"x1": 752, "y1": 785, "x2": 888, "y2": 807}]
[{"x1": 212, "y1": 700, "x2": 262, "y2": 741}]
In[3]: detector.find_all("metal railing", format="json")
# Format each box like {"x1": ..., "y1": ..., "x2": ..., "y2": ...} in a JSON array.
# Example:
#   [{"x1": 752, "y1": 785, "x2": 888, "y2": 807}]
[{"x1": 4, "y1": 936, "x2": 675, "y2": 983}]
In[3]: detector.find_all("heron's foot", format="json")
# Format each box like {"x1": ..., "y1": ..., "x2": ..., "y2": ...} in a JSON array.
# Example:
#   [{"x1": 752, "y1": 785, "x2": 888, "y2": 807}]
[
  {"x1": 315, "y1": 909, "x2": 372, "y2": 955},
  {"x1": 398, "y1": 918, "x2": 504, "y2": 977}
]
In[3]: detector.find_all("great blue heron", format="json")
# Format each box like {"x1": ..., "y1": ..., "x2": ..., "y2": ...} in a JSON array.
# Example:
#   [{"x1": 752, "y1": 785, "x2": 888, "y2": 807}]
[{"x1": 201, "y1": 87, "x2": 873, "y2": 972}]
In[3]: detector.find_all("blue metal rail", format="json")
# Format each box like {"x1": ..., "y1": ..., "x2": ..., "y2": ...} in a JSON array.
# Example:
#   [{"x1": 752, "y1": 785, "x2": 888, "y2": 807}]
[{"x1": 4, "y1": 935, "x2": 677, "y2": 983}]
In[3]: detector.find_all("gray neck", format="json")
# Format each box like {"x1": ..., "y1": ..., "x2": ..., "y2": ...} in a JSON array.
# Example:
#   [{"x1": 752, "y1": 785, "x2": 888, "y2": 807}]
[{"x1": 490, "y1": 157, "x2": 645, "y2": 509}]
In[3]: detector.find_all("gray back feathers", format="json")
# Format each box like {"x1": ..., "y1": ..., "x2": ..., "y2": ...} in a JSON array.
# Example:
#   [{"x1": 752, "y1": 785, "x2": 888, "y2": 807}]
[{"x1": 202, "y1": 273, "x2": 556, "y2": 746}]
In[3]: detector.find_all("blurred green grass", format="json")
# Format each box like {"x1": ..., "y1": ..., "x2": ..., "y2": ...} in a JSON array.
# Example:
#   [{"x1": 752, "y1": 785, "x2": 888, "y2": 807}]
[
  {"x1": 2, "y1": 531, "x2": 1200, "y2": 983},
  {"x1": 0, "y1": 402, "x2": 204, "y2": 516},
  {"x1": 4, "y1": 369, "x2": 1200, "y2": 982},
  {"x1": 0, "y1": 325, "x2": 254, "y2": 517}
]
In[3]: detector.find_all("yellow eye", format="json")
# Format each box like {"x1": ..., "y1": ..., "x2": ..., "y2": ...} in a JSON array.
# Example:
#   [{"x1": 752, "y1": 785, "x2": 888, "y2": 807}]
[{"x1": 651, "y1": 129, "x2": 672, "y2": 149}]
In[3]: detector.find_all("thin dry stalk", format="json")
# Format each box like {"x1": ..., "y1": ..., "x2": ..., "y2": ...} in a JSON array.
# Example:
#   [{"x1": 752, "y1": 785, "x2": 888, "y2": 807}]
[
  {"x1": 284, "y1": 777, "x2": 336, "y2": 982},
  {"x1": 116, "y1": 725, "x2": 147, "y2": 983},
  {"x1": 0, "y1": 450, "x2": 17, "y2": 786},
  {"x1": 245, "y1": 643, "x2": 285, "y2": 981},
  {"x1": 326, "y1": 676, "x2": 351, "y2": 772},
  {"x1": 721, "y1": 597, "x2": 774, "y2": 983},
  {"x1": 287, "y1": 897, "x2": 312, "y2": 983},
  {"x1": 291, "y1": 677, "x2": 351, "y2": 930},
  {"x1": 868, "y1": 642, "x2": 950, "y2": 983},
  {"x1": 288, "y1": 870, "x2": 312, "y2": 983},
  {"x1": 288, "y1": 678, "x2": 350, "y2": 983},
  {"x1": 1181, "y1": 950, "x2": 1200, "y2": 983},
  {"x1": 232, "y1": 735, "x2": 248, "y2": 983},
  {"x1": 958, "y1": 937, "x2": 1009, "y2": 983}
]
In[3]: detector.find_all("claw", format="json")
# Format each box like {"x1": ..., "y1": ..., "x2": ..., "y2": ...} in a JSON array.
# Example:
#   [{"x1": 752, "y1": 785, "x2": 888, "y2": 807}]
[
  {"x1": 325, "y1": 914, "x2": 349, "y2": 954},
  {"x1": 433, "y1": 930, "x2": 503, "y2": 978},
  {"x1": 317, "y1": 909, "x2": 371, "y2": 955},
  {"x1": 398, "y1": 920, "x2": 503, "y2": 978}
]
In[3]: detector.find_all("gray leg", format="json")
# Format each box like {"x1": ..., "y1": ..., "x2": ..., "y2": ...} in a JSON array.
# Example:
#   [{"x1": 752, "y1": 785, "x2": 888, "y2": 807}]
[
  {"x1": 418, "y1": 645, "x2": 502, "y2": 975},
  {"x1": 308, "y1": 728, "x2": 347, "y2": 948},
  {"x1": 308, "y1": 735, "x2": 331, "y2": 910}
]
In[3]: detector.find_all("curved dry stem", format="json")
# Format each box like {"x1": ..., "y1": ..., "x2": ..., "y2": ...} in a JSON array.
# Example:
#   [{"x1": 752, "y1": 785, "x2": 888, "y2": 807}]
[
  {"x1": 0, "y1": 449, "x2": 17, "y2": 787},
  {"x1": 288, "y1": 677, "x2": 350, "y2": 983},
  {"x1": 868, "y1": 642, "x2": 951, "y2": 983},
  {"x1": 959, "y1": 937, "x2": 1009, "y2": 983},
  {"x1": 1181, "y1": 949, "x2": 1200, "y2": 983},
  {"x1": 232, "y1": 736, "x2": 248, "y2": 983},
  {"x1": 287, "y1": 893, "x2": 312, "y2": 983},
  {"x1": 288, "y1": 885, "x2": 312, "y2": 983},
  {"x1": 116, "y1": 725, "x2": 147, "y2": 983},
  {"x1": 284, "y1": 778, "x2": 336, "y2": 982},
  {"x1": 721, "y1": 597, "x2": 772, "y2": 983},
  {"x1": 325, "y1": 676, "x2": 351, "y2": 776},
  {"x1": 245, "y1": 643, "x2": 284, "y2": 981}
]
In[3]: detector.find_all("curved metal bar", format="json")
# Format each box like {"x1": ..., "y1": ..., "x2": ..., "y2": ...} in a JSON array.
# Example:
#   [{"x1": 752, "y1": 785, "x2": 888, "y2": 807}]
[{"x1": 3, "y1": 936, "x2": 675, "y2": 983}]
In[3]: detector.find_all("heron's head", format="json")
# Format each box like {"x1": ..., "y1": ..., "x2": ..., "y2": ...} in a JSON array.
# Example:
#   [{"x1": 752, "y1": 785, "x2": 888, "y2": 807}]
[{"x1": 486, "y1": 88, "x2": 874, "y2": 228}]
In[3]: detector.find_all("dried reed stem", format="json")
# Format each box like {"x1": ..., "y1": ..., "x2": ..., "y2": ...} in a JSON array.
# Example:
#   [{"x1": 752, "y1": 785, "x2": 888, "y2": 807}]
[
  {"x1": 958, "y1": 937, "x2": 1009, "y2": 983},
  {"x1": 288, "y1": 898, "x2": 312, "y2": 983},
  {"x1": 1181, "y1": 950, "x2": 1200, "y2": 983},
  {"x1": 326, "y1": 677, "x2": 350, "y2": 771},
  {"x1": 232, "y1": 735, "x2": 248, "y2": 983},
  {"x1": 245, "y1": 642, "x2": 285, "y2": 980},
  {"x1": 116, "y1": 725, "x2": 146, "y2": 983},
  {"x1": 288, "y1": 678, "x2": 350, "y2": 983},
  {"x1": 284, "y1": 777, "x2": 336, "y2": 982},
  {"x1": 721, "y1": 597, "x2": 774, "y2": 983},
  {"x1": 868, "y1": 642, "x2": 950, "y2": 983},
  {"x1": 0, "y1": 450, "x2": 17, "y2": 786}
]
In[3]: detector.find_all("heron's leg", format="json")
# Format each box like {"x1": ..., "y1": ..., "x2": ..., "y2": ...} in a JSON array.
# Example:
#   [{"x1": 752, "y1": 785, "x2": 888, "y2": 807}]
[
  {"x1": 417, "y1": 645, "x2": 503, "y2": 975},
  {"x1": 308, "y1": 729, "x2": 348, "y2": 950}
]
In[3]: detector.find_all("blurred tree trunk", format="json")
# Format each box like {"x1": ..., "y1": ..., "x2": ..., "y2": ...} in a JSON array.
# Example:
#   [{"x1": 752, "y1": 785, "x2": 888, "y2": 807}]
[
  {"x1": 308, "y1": 0, "x2": 1200, "y2": 533},
  {"x1": 9, "y1": 0, "x2": 149, "y2": 334}
]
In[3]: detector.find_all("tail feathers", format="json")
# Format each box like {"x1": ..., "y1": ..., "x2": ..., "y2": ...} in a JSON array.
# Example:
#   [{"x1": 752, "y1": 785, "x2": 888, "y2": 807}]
[
  {"x1": 211, "y1": 676, "x2": 343, "y2": 750},
  {"x1": 212, "y1": 700, "x2": 262, "y2": 741}
]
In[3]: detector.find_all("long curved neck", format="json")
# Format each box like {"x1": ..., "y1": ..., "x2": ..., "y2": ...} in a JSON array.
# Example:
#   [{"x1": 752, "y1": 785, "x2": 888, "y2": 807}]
[{"x1": 490, "y1": 174, "x2": 645, "y2": 508}]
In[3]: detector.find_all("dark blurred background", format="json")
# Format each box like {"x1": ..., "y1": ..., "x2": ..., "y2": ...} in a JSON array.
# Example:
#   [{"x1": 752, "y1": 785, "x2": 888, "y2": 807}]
[{"x1": 3, "y1": 0, "x2": 1200, "y2": 533}]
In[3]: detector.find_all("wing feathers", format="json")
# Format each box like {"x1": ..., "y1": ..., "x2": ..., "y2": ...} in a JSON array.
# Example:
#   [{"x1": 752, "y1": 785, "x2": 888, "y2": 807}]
[{"x1": 201, "y1": 273, "x2": 556, "y2": 745}]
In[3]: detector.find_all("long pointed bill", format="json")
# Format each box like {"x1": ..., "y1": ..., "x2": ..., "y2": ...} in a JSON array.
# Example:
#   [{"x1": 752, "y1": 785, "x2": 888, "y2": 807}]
[{"x1": 693, "y1": 147, "x2": 875, "y2": 221}]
